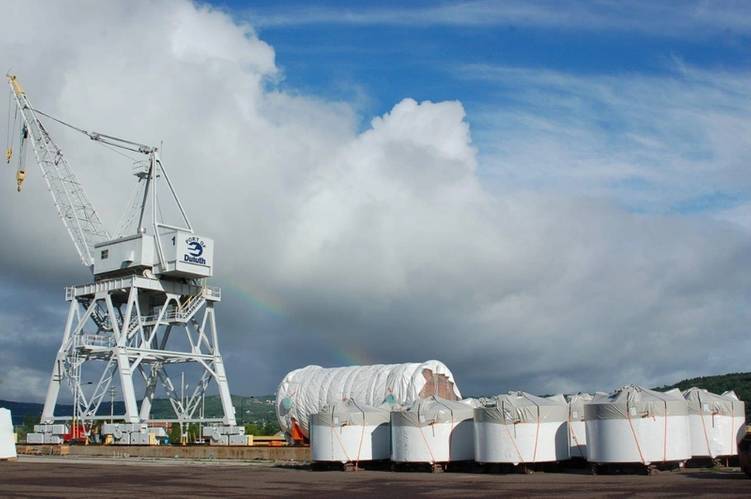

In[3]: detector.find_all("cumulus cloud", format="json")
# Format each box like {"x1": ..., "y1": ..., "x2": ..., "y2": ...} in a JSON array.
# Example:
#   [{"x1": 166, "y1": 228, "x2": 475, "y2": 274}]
[{"x1": 1, "y1": 0, "x2": 750, "y2": 403}]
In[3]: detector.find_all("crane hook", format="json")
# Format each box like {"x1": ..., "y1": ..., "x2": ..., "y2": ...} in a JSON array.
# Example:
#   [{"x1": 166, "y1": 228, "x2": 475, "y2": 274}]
[
  {"x1": 5, "y1": 147, "x2": 11, "y2": 163},
  {"x1": 16, "y1": 169, "x2": 25, "y2": 192}
]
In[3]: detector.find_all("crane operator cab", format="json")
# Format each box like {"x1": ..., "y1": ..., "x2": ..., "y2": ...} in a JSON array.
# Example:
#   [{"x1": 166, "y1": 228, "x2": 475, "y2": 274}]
[{"x1": 93, "y1": 230, "x2": 214, "y2": 279}]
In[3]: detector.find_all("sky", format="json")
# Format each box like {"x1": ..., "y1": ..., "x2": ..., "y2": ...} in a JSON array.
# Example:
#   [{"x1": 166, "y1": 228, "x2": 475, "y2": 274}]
[{"x1": 1, "y1": 0, "x2": 751, "y2": 404}]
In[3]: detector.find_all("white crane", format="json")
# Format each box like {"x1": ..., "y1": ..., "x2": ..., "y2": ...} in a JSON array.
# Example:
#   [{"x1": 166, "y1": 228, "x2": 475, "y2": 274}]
[{"x1": 6, "y1": 75, "x2": 243, "y2": 445}]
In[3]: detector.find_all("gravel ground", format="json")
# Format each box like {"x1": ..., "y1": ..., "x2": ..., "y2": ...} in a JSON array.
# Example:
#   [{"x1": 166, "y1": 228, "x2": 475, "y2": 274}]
[{"x1": 0, "y1": 456, "x2": 748, "y2": 498}]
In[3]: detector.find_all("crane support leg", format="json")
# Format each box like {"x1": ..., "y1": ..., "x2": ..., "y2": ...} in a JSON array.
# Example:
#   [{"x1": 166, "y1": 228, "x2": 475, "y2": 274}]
[
  {"x1": 207, "y1": 305, "x2": 236, "y2": 426},
  {"x1": 40, "y1": 299, "x2": 78, "y2": 424},
  {"x1": 27, "y1": 276, "x2": 240, "y2": 445},
  {"x1": 116, "y1": 350, "x2": 140, "y2": 423}
]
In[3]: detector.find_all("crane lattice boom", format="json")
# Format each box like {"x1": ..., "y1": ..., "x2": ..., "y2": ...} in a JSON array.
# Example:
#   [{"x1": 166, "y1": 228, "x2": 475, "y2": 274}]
[{"x1": 7, "y1": 75, "x2": 110, "y2": 268}]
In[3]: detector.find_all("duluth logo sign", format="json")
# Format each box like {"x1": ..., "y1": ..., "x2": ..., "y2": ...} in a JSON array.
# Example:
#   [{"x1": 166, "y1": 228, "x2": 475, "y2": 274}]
[{"x1": 184, "y1": 236, "x2": 207, "y2": 265}]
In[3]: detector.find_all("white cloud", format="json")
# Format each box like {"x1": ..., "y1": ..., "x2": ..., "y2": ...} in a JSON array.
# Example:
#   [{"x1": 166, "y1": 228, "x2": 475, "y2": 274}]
[
  {"x1": 0, "y1": 0, "x2": 750, "y2": 403},
  {"x1": 460, "y1": 63, "x2": 751, "y2": 214}
]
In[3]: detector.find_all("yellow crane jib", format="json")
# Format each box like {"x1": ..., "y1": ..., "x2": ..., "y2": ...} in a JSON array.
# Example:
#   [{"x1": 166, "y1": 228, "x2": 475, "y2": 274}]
[
  {"x1": 8, "y1": 74, "x2": 24, "y2": 95},
  {"x1": 16, "y1": 169, "x2": 25, "y2": 192}
]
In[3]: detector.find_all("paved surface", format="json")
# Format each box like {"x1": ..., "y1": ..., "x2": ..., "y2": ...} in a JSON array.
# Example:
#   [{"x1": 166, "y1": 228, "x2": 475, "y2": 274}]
[{"x1": 0, "y1": 456, "x2": 749, "y2": 497}]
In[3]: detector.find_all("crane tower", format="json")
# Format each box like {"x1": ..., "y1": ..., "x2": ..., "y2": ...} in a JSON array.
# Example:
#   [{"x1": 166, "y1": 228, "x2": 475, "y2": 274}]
[{"x1": 6, "y1": 75, "x2": 244, "y2": 445}]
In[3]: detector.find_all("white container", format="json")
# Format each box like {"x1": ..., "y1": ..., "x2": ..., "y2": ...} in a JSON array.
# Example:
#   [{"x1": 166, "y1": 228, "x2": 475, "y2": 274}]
[
  {"x1": 277, "y1": 361, "x2": 461, "y2": 439},
  {"x1": 474, "y1": 392, "x2": 569, "y2": 465},
  {"x1": 567, "y1": 393, "x2": 594, "y2": 459},
  {"x1": 683, "y1": 388, "x2": 745, "y2": 458},
  {"x1": 585, "y1": 386, "x2": 691, "y2": 465},
  {"x1": 0, "y1": 408, "x2": 16, "y2": 459},
  {"x1": 391, "y1": 397, "x2": 476, "y2": 463},
  {"x1": 310, "y1": 400, "x2": 391, "y2": 463}
]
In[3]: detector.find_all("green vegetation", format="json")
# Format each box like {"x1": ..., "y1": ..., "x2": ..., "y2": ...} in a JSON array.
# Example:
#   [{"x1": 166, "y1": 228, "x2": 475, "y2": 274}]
[
  {"x1": 15, "y1": 414, "x2": 39, "y2": 441},
  {"x1": 656, "y1": 371, "x2": 751, "y2": 418},
  {"x1": 148, "y1": 394, "x2": 280, "y2": 435},
  {"x1": 3, "y1": 394, "x2": 281, "y2": 435}
]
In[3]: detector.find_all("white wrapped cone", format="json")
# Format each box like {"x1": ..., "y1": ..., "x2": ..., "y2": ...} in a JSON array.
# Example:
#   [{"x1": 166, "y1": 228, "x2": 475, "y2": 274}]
[
  {"x1": 567, "y1": 393, "x2": 594, "y2": 459},
  {"x1": 0, "y1": 408, "x2": 16, "y2": 460},
  {"x1": 474, "y1": 392, "x2": 569, "y2": 465},
  {"x1": 585, "y1": 386, "x2": 691, "y2": 465},
  {"x1": 683, "y1": 388, "x2": 745, "y2": 458},
  {"x1": 391, "y1": 397, "x2": 477, "y2": 463},
  {"x1": 310, "y1": 400, "x2": 391, "y2": 463}
]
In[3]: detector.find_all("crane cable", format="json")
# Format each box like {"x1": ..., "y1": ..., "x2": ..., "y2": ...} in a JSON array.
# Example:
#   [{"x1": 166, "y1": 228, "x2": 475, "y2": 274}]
[
  {"x1": 25, "y1": 105, "x2": 143, "y2": 163},
  {"x1": 27, "y1": 105, "x2": 91, "y2": 138},
  {"x1": 5, "y1": 87, "x2": 13, "y2": 163}
]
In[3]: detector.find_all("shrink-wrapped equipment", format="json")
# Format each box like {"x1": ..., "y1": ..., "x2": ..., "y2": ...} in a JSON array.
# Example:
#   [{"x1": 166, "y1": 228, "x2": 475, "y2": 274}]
[
  {"x1": 310, "y1": 400, "x2": 391, "y2": 463},
  {"x1": 391, "y1": 397, "x2": 476, "y2": 463},
  {"x1": 683, "y1": 387, "x2": 745, "y2": 458},
  {"x1": 276, "y1": 361, "x2": 460, "y2": 440},
  {"x1": 567, "y1": 393, "x2": 594, "y2": 459},
  {"x1": 585, "y1": 385, "x2": 691, "y2": 465},
  {"x1": 0, "y1": 408, "x2": 16, "y2": 460},
  {"x1": 474, "y1": 391, "x2": 569, "y2": 465}
]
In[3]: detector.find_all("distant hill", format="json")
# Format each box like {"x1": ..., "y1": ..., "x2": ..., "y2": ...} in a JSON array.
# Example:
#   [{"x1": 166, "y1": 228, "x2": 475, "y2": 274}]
[
  {"x1": 0, "y1": 395, "x2": 278, "y2": 430},
  {"x1": 655, "y1": 371, "x2": 751, "y2": 418}
]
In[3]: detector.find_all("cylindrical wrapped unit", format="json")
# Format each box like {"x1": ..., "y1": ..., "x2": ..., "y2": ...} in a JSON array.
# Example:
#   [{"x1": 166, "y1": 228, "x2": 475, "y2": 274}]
[
  {"x1": 310, "y1": 400, "x2": 391, "y2": 463},
  {"x1": 0, "y1": 408, "x2": 16, "y2": 460},
  {"x1": 276, "y1": 361, "x2": 461, "y2": 440},
  {"x1": 585, "y1": 385, "x2": 691, "y2": 465},
  {"x1": 474, "y1": 391, "x2": 569, "y2": 465},
  {"x1": 683, "y1": 388, "x2": 745, "y2": 458},
  {"x1": 391, "y1": 397, "x2": 476, "y2": 463},
  {"x1": 567, "y1": 393, "x2": 594, "y2": 459}
]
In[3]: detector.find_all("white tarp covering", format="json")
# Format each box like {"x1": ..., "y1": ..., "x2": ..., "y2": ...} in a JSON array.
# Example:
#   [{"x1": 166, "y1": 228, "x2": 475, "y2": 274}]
[
  {"x1": 474, "y1": 392, "x2": 569, "y2": 464},
  {"x1": 391, "y1": 397, "x2": 477, "y2": 463},
  {"x1": 310, "y1": 400, "x2": 391, "y2": 463},
  {"x1": 683, "y1": 387, "x2": 745, "y2": 458},
  {"x1": 567, "y1": 393, "x2": 594, "y2": 459},
  {"x1": 0, "y1": 408, "x2": 16, "y2": 460},
  {"x1": 585, "y1": 385, "x2": 691, "y2": 465},
  {"x1": 276, "y1": 361, "x2": 461, "y2": 438}
]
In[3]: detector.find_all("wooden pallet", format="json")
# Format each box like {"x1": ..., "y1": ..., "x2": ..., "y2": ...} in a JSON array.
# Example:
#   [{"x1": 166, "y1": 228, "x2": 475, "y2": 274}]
[
  {"x1": 590, "y1": 462, "x2": 683, "y2": 476},
  {"x1": 391, "y1": 460, "x2": 476, "y2": 473},
  {"x1": 391, "y1": 461, "x2": 445, "y2": 473},
  {"x1": 311, "y1": 460, "x2": 390, "y2": 472}
]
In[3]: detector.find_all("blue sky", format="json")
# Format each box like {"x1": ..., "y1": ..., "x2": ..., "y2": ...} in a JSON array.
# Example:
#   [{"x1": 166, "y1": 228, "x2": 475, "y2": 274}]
[
  {"x1": 201, "y1": 0, "x2": 751, "y2": 215},
  {"x1": 225, "y1": 1, "x2": 751, "y2": 109}
]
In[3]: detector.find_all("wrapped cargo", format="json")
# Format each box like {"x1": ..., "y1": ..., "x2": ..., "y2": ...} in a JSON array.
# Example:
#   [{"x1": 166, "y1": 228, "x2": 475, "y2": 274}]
[
  {"x1": 474, "y1": 392, "x2": 569, "y2": 465},
  {"x1": 391, "y1": 397, "x2": 477, "y2": 464},
  {"x1": 276, "y1": 361, "x2": 461, "y2": 440},
  {"x1": 310, "y1": 400, "x2": 391, "y2": 464},
  {"x1": 567, "y1": 393, "x2": 594, "y2": 459},
  {"x1": 0, "y1": 408, "x2": 16, "y2": 460},
  {"x1": 683, "y1": 388, "x2": 745, "y2": 458},
  {"x1": 585, "y1": 385, "x2": 691, "y2": 465}
]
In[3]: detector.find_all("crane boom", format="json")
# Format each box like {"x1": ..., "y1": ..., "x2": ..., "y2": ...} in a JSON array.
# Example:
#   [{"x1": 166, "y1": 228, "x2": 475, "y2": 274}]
[{"x1": 7, "y1": 75, "x2": 110, "y2": 268}]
